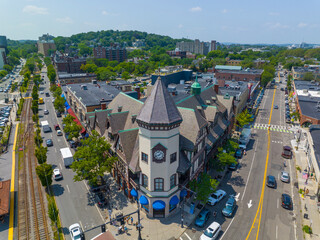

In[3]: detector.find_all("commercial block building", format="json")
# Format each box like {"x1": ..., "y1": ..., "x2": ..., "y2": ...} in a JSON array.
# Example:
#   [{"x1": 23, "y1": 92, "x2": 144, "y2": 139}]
[
  {"x1": 151, "y1": 68, "x2": 192, "y2": 87},
  {"x1": 53, "y1": 51, "x2": 86, "y2": 74},
  {"x1": 93, "y1": 44, "x2": 127, "y2": 62},
  {"x1": 214, "y1": 65, "x2": 263, "y2": 83},
  {"x1": 57, "y1": 73, "x2": 97, "y2": 85}
]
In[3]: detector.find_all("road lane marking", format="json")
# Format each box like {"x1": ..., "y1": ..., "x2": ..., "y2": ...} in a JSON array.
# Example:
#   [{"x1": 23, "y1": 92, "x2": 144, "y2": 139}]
[
  {"x1": 276, "y1": 225, "x2": 278, "y2": 239},
  {"x1": 246, "y1": 87, "x2": 276, "y2": 240},
  {"x1": 241, "y1": 139, "x2": 259, "y2": 201},
  {"x1": 247, "y1": 200, "x2": 253, "y2": 208},
  {"x1": 288, "y1": 150, "x2": 298, "y2": 240},
  {"x1": 66, "y1": 184, "x2": 70, "y2": 193},
  {"x1": 55, "y1": 148, "x2": 57, "y2": 152},
  {"x1": 184, "y1": 233, "x2": 192, "y2": 240},
  {"x1": 59, "y1": 163, "x2": 62, "y2": 169},
  {"x1": 220, "y1": 217, "x2": 235, "y2": 240},
  {"x1": 180, "y1": 238, "x2": 183, "y2": 240},
  {"x1": 277, "y1": 198, "x2": 279, "y2": 208}
]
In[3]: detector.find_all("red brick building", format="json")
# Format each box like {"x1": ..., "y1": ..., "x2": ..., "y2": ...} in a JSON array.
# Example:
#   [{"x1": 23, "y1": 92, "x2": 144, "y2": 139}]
[
  {"x1": 215, "y1": 69, "x2": 263, "y2": 83},
  {"x1": 93, "y1": 44, "x2": 127, "y2": 62},
  {"x1": 53, "y1": 51, "x2": 86, "y2": 73}
]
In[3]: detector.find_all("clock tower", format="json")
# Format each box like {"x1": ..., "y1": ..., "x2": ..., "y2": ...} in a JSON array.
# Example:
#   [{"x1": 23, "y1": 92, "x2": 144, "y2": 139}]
[{"x1": 136, "y1": 77, "x2": 182, "y2": 217}]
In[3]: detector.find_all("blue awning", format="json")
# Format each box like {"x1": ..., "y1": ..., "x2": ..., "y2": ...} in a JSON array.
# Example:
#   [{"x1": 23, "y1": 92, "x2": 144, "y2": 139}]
[
  {"x1": 130, "y1": 188, "x2": 138, "y2": 197},
  {"x1": 169, "y1": 195, "x2": 179, "y2": 205},
  {"x1": 139, "y1": 195, "x2": 149, "y2": 205},
  {"x1": 180, "y1": 189, "x2": 187, "y2": 197},
  {"x1": 152, "y1": 200, "x2": 166, "y2": 210}
]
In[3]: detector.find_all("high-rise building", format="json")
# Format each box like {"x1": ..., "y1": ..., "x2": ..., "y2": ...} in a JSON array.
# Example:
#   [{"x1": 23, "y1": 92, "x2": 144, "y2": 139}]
[
  {"x1": 0, "y1": 36, "x2": 8, "y2": 70},
  {"x1": 37, "y1": 34, "x2": 56, "y2": 57},
  {"x1": 210, "y1": 40, "x2": 217, "y2": 51}
]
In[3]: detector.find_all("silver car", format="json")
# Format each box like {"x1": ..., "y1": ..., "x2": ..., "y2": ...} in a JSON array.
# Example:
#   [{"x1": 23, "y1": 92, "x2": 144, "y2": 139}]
[{"x1": 280, "y1": 171, "x2": 290, "y2": 183}]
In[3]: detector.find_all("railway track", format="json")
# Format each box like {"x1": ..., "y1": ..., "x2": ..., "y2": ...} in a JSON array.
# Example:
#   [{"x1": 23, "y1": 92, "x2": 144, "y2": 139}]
[{"x1": 17, "y1": 83, "x2": 51, "y2": 240}]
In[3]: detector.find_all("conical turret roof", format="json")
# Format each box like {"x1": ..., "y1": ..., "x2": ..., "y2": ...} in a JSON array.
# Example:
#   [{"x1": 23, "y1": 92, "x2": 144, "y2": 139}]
[{"x1": 137, "y1": 77, "x2": 182, "y2": 125}]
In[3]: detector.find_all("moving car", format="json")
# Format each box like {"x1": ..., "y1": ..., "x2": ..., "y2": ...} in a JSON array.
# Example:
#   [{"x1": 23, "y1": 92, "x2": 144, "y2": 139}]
[
  {"x1": 46, "y1": 139, "x2": 53, "y2": 147},
  {"x1": 54, "y1": 124, "x2": 60, "y2": 130},
  {"x1": 280, "y1": 171, "x2": 290, "y2": 183},
  {"x1": 222, "y1": 195, "x2": 236, "y2": 217},
  {"x1": 281, "y1": 194, "x2": 292, "y2": 210},
  {"x1": 57, "y1": 130, "x2": 63, "y2": 136},
  {"x1": 274, "y1": 105, "x2": 278, "y2": 109},
  {"x1": 45, "y1": 92, "x2": 50, "y2": 97},
  {"x1": 40, "y1": 91, "x2": 44, "y2": 94},
  {"x1": 266, "y1": 175, "x2": 276, "y2": 188},
  {"x1": 44, "y1": 109, "x2": 49, "y2": 115},
  {"x1": 195, "y1": 208, "x2": 211, "y2": 227},
  {"x1": 53, "y1": 169, "x2": 63, "y2": 180},
  {"x1": 200, "y1": 221, "x2": 221, "y2": 240},
  {"x1": 43, "y1": 125, "x2": 52, "y2": 133},
  {"x1": 69, "y1": 223, "x2": 82, "y2": 240},
  {"x1": 207, "y1": 189, "x2": 226, "y2": 206}
]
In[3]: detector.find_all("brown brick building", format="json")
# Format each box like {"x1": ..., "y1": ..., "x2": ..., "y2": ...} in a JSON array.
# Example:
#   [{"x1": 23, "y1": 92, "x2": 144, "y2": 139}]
[
  {"x1": 93, "y1": 45, "x2": 127, "y2": 62},
  {"x1": 215, "y1": 68, "x2": 263, "y2": 83},
  {"x1": 53, "y1": 51, "x2": 86, "y2": 73}
]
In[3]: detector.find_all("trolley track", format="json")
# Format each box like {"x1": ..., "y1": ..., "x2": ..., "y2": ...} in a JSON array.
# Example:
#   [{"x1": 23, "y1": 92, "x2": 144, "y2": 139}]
[{"x1": 17, "y1": 82, "x2": 50, "y2": 240}]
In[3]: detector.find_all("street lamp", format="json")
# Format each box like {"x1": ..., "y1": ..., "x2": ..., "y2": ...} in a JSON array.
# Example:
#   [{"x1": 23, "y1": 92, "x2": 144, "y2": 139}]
[{"x1": 130, "y1": 187, "x2": 142, "y2": 240}]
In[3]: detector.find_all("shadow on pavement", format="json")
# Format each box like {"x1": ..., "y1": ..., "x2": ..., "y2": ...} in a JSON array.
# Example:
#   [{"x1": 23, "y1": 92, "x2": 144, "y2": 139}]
[{"x1": 52, "y1": 183, "x2": 65, "y2": 196}]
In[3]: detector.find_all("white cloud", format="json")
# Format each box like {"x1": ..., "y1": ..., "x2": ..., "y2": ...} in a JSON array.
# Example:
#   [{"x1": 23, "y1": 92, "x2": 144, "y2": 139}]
[
  {"x1": 102, "y1": 10, "x2": 108, "y2": 15},
  {"x1": 22, "y1": 5, "x2": 48, "y2": 15},
  {"x1": 190, "y1": 6, "x2": 202, "y2": 12},
  {"x1": 298, "y1": 22, "x2": 308, "y2": 28},
  {"x1": 221, "y1": 9, "x2": 228, "y2": 14},
  {"x1": 266, "y1": 22, "x2": 289, "y2": 29},
  {"x1": 101, "y1": 10, "x2": 118, "y2": 16},
  {"x1": 269, "y1": 12, "x2": 279, "y2": 16},
  {"x1": 178, "y1": 24, "x2": 183, "y2": 28},
  {"x1": 56, "y1": 17, "x2": 73, "y2": 24}
]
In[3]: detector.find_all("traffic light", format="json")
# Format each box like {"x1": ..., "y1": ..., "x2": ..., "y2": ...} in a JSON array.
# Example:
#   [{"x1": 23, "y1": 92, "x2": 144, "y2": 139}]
[{"x1": 101, "y1": 224, "x2": 106, "y2": 232}]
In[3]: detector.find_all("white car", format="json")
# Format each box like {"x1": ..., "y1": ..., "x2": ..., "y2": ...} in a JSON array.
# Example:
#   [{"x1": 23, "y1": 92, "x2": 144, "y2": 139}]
[
  {"x1": 53, "y1": 169, "x2": 63, "y2": 180},
  {"x1": 57, "y1": 130, "x2": 63, "y2": 136},
  {"x1": 69, "y1": 223, "x2": 82, "y2": 240},
  {"x1": 207, "y1": 189, "x2": 226, "y2": 206},
  {"x1": 280, "y1": 171, "x2": 290, "y2": 183},
  {"x1": 40, "y1": 91, "x2": 44, "y2": 94},
  {"x1": 200, "y1": 221, "x2": 221, "y2": 240}
]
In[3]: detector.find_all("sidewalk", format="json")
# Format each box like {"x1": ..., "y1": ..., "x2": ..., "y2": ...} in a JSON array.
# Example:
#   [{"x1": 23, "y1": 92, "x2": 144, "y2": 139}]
[
  {"x1": 292, "y1": 135, "x2": 320, "y2": 240},
  {"x1": 101, "y1": 173, "x2": 202, "y2": 240}
]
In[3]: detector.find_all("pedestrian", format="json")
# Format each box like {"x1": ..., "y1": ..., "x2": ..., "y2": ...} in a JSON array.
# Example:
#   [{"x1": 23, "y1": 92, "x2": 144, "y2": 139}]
[
  {"x1": 130, "y1": 216, "x2": 133, "y2": 225},
  {"x1": 244, "y1": 150, "x2": 247, "y2": 155},
  {"x1": 126, "y1": 216, "x2": 129, "y2": 225},
  {"x1": 306, "y1": 188, "x2": 309, "y2": 195},
  {"x1": 136, "y1": 221, "x2": 138, "y2": 231}
]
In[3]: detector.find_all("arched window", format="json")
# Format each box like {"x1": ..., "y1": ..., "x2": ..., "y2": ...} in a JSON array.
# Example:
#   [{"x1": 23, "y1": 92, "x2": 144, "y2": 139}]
[
  {"x1": 142, "y1": 174, "x2": 148, "y2": 189},
  {"x1": 170, "y1": 174, "x2": 176, "y2": 189},
  {"x1": 154, "y1": 178, "x2": 164, "y2": 191}
]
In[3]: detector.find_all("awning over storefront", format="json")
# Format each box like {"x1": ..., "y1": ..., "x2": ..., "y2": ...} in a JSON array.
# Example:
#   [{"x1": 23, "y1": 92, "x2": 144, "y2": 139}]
[
  {"x1": 67, "y1": 108, "x2": 85, "y2": 132},
  {"x1": 169, "y1": 195, "x2": 179, "y2": 205},
  {"x1": 152, "y1": 200, "x2": 166, "y2": 210},
  {"x1": 180, "y1": 189, "x2": 187, "y2": 198},
  {"x1": 130, "y1": 188, "x2": 138, "y2": 197},
  {"x1": 139, "y1": 195, "x2": 149, "y2": 205}
]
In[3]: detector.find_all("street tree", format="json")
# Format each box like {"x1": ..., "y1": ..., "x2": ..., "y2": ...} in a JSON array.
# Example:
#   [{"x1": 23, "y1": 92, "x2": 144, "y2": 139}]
[
  {"x1": 36, "y1": 163, "x2": 53, "y2": 188},
  {"x1": 52, "y1": 87, "x2": 62, "y2": 98},
  {"x1": 34, "y1": 128, "x2": 43, "y2": 147},
  {"x1": 71, "y1": 130, "x2": 117, "y2": 185},
  {"x1": 236, "y1": 109, "x2": 252, "y2": 128},
  {"x1": 217, "y1": 147, "x2": 237, "y2": 166},
  {"x1": 261, "y1": 71, "x2": 273, "y2": 86},
  {"x1": 64, "y1": 122, "x2": 82, "y2": 140},
  {"x1": 48, "y1": 200, "x2": 59, "y2": 223},
  {"x1": 35, "y1": 146, "x2": 47, "y2": 164},
  {"x1": 189, "y1": 173, "x2": 219, "y2": 204},
  {"x1": 54, "y1": 96, "x2": 65, "y2": 113},
  {"x1": 62, "y1": 114, "x2": 76, "y2": 125}
]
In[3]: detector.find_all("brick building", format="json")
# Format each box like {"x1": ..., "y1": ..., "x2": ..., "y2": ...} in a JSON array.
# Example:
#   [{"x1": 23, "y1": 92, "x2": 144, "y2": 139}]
[
  {"x1": 57, "y1": 73, "x2": 97, "y2": 85},
  {"x1": 53, "y1": 51, "x2": 86, "y2": 73},
  {"x1": 93, "y1": 45, "x2": 127, "y2": 62},
  {"x1": 214, "y1": 66, "x2": 263, "y2": 83}
]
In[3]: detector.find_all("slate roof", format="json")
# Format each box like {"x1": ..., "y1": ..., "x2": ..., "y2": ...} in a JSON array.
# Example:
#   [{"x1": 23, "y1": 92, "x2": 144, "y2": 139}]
[
  {"x1": 177, "y1": 150, "x2": 191, "y2": 174},
  {"x1": 108, "y1": 111, "x2": 129, "y2": 134},
  {"x1": 298, "y1": 97, "x2": 320, "y2": 120},
  {"x1": 137, "y1": 77, "x2": 183, "y2": 125},
  {"x1": 310, "y1": 127, "x2": 320, "y2": 170},
  {"x1": 67, "y1": 82, "x2": 121, "y2": 107}
]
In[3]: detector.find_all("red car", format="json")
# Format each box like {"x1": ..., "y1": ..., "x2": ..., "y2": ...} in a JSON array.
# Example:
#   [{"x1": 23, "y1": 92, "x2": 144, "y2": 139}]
[
  {"x1": 281, "y1": 146, "x2": 292, "y2": 159},
  {"x1": 54, "y1": 124, "x2": 60, "y2": 131}
]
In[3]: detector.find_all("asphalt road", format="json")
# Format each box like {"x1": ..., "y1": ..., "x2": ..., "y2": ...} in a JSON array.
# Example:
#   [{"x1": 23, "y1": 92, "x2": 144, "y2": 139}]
[
  {"x1": 179, "y1": 72, "x2": 303, "y2": 240},
  {"x1": 39, "y1": 67, "x2": 105, "y2": 239}
]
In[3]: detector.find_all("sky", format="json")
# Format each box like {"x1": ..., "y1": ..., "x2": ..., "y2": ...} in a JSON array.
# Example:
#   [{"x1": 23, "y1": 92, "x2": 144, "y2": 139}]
[{"x1": 1, "y1": 0, "x2": 320, "y2": 44}]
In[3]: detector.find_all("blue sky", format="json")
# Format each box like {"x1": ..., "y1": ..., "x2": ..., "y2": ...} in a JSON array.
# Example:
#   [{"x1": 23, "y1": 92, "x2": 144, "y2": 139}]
[{"x1": 2, "y1": 0, "x2": 319, "y2": 44}]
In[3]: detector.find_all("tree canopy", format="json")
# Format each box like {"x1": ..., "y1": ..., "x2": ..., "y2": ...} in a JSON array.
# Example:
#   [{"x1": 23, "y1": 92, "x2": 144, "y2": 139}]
[
  {"x1": 36, "y1": 163, "x2": 53, "y2": 188},
  {"x1": 189, "y1": 173, "x2": 219, "y2": 203}
]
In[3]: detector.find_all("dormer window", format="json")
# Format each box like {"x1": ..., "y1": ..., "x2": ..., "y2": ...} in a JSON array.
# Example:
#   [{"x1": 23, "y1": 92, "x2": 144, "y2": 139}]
[{"x1": 118, "y1": 106, "x2": 122, "y2": 112}]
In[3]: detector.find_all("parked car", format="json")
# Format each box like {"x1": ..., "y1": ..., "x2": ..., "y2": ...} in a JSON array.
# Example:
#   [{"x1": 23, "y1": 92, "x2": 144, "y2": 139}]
[
  {"x1": 280, "y1": 171, "x2": 290, "y2": 183},
  {"x1": 200, "y1": 221, "x2": 221, "y2": 240},
  {"x1": 40, "y1": 91, "x2": 44, "y2": 94},
  {"x1": 46, "y1": 139, "x2": 53, "y2": 147},
  {"x1": 69, "y1": 223, "x2": 82, "y2": 240},
  {"x1": 281, "y1": 193, "x2": 292, "y2": 210},
  {"x1": 234, "y1": 149, "x2": 243, "y2": 158},
  {"x1": 56, "y1": 111, "x2": 62, "y2": 117},
  {"x1": 57, "y1": 130, "x2": 63, "y2": 136},
  {"x1": 53, "y1": 169, "x2": 63, "y2": 180},
  {"x1": 222, "y1": 195, "x2": 236, "y2": 217},
  {"x1": 45, "y1": 92, "x2": 50, "y2": 97},
  {"x1": 207, "y1": 189, "x2": 226, "y2": 206},
  {"x1": 44, "y1": 109, "x2": 49, "y2": 115},
  {"x1": 195, "y1": 208, "x2": 211, "y2": 227},
  {"x1": 54, "y1": 124, "x2": 60, "y2": 130},
  {"x1": 69, "y1": 140, "x2": 77, "y2": 148},
  {"x1": 266, "y1": 175, "x2": 276, "y2": 188},
  {"x1": 228, "y1": 160, "x2": 238, "y2": 171},
  {"x1": 282, "y1": 146, "x2": 292, "y2": 159}
]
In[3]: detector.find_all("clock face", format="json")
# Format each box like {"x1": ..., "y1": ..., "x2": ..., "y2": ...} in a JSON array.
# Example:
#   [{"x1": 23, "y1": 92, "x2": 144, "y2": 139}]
[{"x1": 154, "y1": 150, "x2": 164, "y2": 160}]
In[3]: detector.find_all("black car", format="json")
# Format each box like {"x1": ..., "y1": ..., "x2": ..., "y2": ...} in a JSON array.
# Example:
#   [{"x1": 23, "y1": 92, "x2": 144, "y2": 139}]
[
  {"x1": 69, "y1": 140, "x2": 77, "y2": 148},
  {"x1": 266, "y1": 175, "x2": 276, "y2": 188},
  {"x1": 281, "y1": 194, "x2": 292, "y2": 209},
  {"x1": 56, "y1": 112, "x2": 62, "y2": 117},
  {"x1": 46, "y1": 139, "x2": 53, "y2": 147},
  {"x1": 45, "y1": 92, "x2": 50, "y2": 97}
]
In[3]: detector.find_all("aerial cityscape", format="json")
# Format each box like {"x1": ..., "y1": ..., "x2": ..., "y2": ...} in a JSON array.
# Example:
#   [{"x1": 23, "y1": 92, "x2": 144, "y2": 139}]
[{"x1": 1, "y1": 1, "x2": 320, "y2": 240}]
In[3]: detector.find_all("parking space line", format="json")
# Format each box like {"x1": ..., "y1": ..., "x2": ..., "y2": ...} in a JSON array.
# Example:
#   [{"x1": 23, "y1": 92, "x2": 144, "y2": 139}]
[
  {"x1": 220, "y1": 217, "x2": 235, "y2": 240},
  {"x1": 180, "y1": 237, "x2": 183, "y2": 240},
  {"x1": 184, "y1": 233, "x2": 192, "y2": 240}
]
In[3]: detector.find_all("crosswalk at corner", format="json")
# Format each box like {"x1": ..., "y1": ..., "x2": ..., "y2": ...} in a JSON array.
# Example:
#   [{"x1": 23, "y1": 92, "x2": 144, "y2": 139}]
[{"x1": 252, "y1": 123, "x2": 293, "y2": 133}]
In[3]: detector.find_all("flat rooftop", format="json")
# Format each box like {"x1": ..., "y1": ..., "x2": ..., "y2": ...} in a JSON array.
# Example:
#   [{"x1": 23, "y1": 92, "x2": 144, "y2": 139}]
[
  {"x1": 310, "y1": 127, "x2": 320, "y2": 169},
  {"x1": 58, "y1": 73, "x2": 96, "y2": 79},
  {"x1": 67, "y1": 82, "x2": 121, "y2": 107},
  {"x1": 216, "y1": 68, "x2": 264, "y2": 75}
]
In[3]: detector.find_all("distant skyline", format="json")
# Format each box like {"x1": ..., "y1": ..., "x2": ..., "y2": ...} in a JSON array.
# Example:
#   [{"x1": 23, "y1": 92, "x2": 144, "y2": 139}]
[{"x1": 2, "y1": 0, "x2": 320, "y2": 44}]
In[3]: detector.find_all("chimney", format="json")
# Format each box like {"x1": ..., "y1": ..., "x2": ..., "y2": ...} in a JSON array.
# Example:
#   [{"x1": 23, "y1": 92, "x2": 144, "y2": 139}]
[
  {"x1": 135, "y1": 86, "x2": 141, "y2": 99},
  {"x1": 214, "y1": 84, "x2": 219, "y2": 94},
  {"x1": 118, "y1": 106, "x2": 122, "y2": 112},
  {"x1": 131, "y1": 114, "x2": 137, "y2": 123},
  {"x1": 101, "y1": 103, "x2": 106, "y2": 110}
]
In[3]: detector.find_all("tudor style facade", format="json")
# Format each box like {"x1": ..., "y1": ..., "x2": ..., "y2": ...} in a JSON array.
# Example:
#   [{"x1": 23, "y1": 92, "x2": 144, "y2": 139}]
[{"x1": 86, "y1": 76, "x2": 234, "y2": 218}]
